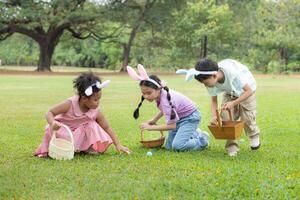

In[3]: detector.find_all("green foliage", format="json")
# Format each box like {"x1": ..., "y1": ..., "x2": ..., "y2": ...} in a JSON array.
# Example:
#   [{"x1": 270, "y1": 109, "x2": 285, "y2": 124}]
[
  {"x1": 250, "y1": 0, "x2": 300, "y2": 71},
  {"x1": 0, "y1": 34, "x2": 39, "y2": 65},
  {"x1": 267, "y1": 60, "x2": 285, "y2": 73},
  {"x1": 166, "y1": 1, "x2": 241, "y2": 64},
  {"x1": 0, "y1": 0, "x2": 111, "y2": 70},
  {"x1": 0, "y1": 0, "x2": 299, "y2": 72},
  {"x1": 287, "y1": 61, "x2": 300, "y2": 72},
  {"x1": 52, "y1": 35, "x2": 122, "y2": 69}
]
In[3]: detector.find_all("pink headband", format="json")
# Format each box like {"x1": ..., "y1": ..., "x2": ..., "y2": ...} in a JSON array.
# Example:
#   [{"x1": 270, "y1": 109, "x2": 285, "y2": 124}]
[{"x1": 127, "y1": 64, "x2": 166, "y2": 88}]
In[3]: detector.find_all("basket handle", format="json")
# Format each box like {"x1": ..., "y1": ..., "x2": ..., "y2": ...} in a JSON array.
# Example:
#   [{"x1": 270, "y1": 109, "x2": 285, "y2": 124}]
[
  {"x1": 51, "y1": 124, "x2": 74, "y2": 145},
  {"x1": 216, "y1": 109, "x2": 222, "y2": 128},
  {"x1": 216, "y1": 109, "x2": 233, "y2": 127},
  {"x1": 221, "y1": 109, "x2": 233, "y2": 121},
  {"x1": 140, "y1": 130, "x2": 164, "y2": 141}
]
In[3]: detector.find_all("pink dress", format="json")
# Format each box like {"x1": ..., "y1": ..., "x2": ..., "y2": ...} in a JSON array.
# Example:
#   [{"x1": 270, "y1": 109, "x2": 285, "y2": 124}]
[{"x1": 34, "y1": 96, "x2": 113, "y2": 157}]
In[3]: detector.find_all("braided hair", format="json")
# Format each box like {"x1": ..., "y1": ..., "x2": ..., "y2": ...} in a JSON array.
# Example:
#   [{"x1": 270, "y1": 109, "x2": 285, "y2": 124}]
[
  {"x1": 194, "y1": 58, "x2": 219, "y2": 82},
  {"x1": 133, "y1": 75, "x2": 176, "y2": 120},
  {"x1": 73, "y1": 72, "x2": 101, "y2": 97}
]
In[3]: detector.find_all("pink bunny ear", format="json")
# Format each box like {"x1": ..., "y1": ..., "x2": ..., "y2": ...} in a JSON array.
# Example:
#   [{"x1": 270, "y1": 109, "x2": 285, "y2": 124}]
[
  {"x1": 137, "y1": 64, "x2": 149, "y2": 80},
  {"x1": 160, "y1": 80, "x2": 167, "y2": 87},
  {"x1": 127, "y1": 66, "x2": 142, "y2": 81}
]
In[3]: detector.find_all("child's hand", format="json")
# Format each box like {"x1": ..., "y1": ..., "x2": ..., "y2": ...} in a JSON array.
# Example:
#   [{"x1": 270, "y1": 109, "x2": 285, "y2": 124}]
[
  {"x1": 210, "y1": 116, "x2": 218, "y2": 125},
  {"x1": 146, "y1": 119, "x2": 156, "y2": 125},
  {"x1": 51, "y1": 120, "x2": 62, "y2": 131},
  {"x1": 140, "y1": 123, "x2": 153, "y2": 131},
  {"x1": 116, "y1": 145, "x2": 131, "y2": 154},
  {"x1": 222, "y1": 101, "x2": 235, "y2": 110}
]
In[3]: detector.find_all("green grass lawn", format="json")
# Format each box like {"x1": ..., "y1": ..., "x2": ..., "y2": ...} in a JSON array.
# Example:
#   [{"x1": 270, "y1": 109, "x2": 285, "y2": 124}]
[{"x1": 0, "y1": 73, "x2": 299, "y2": 199}]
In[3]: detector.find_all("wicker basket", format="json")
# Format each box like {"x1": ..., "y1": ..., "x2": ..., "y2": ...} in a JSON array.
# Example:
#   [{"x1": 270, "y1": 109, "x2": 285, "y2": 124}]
[
  {"x1": 208, "y1": 109, "x2": 244, "y2": 140},
  {"x1": 140, "y1": 130, "x2": 165, "y2": 148},
  {"x1": 48, "y1": 124, "x2": 75, "y2": 160}
]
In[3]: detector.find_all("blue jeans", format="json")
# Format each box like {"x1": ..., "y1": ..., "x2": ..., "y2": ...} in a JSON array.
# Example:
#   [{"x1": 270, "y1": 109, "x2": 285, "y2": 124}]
[{"x1": 165, "y1": 110, "x2": 209, "y2": 151}]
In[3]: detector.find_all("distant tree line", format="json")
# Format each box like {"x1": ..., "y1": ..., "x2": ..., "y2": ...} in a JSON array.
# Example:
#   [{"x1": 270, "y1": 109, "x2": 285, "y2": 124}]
[{"x1": 0, "y1": 0, "x2": 299, "y2": 73}]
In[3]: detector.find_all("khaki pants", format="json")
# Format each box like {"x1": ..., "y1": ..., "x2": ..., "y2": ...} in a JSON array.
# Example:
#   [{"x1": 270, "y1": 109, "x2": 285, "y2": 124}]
[{"x1": 221, "y1": 93, "x2": 260, "y2": 152}]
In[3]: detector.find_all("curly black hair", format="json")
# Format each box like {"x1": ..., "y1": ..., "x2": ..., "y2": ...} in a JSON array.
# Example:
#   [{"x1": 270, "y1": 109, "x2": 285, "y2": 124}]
[{"x1": 73, "y1": 72, "x2": 101, "y2": 97}]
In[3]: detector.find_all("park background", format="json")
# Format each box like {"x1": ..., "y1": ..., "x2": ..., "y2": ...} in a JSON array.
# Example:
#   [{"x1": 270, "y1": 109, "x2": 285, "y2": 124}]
[
  {"x1": 0, "y1": 0, "x2": 299, "y2": 199},
  {"x1": 0, "y1": 0, "x2": 299, "y2": 73}
]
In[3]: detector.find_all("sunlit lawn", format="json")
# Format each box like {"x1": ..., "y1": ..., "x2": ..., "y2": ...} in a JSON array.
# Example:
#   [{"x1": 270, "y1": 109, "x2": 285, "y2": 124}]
[{"x1": 0, "y1": 73, "x2": 299, "y2": 199}]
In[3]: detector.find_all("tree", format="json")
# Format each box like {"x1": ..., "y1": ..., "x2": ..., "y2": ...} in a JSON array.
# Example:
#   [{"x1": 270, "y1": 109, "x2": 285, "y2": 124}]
[
  {"x1": 163, "y1": 0, "x2": 241, "y2": 67},
  {"x1": 106, "y1": 0, "x2": 185, "y2": 71},
  {"x1": 253, "y1": 0, "x2": 300, "y2": 72},
  {"x1": 0, "y1": 0, "x2": 108, "y2": 71}
]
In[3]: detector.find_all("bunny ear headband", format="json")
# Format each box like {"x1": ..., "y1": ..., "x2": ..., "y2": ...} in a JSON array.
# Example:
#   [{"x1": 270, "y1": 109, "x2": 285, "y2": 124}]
[
  {"x1": 85, "y1": 80, "x2": 111, "y2": 96},
  {"x1": 176, "y1": 68, "x2": 218, "y2": 81},
  {"x1": 127, "y1": 64, "x2": 166, "y2": 88}
]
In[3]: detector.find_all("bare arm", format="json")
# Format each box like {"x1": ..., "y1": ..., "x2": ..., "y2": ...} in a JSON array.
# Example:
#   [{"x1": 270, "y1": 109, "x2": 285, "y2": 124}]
[
  {"x1": 96, "y1": 111, "x2": 120, "y2": 146},
  {"x1": 232, "y1": 84, "x2": 253, "y2": 105},
  {"x1": 211, "y1": 96, "x2": 218, "y2": 118},
  {"x1": 45, "y1": 100, "x2": 71, "y2": 129},
  {"x1": 96, "y1": 111, "x2": 130, "y2": 154},
  {"x1": 140, "y1": 122, "x2": 176, "y2": 131},
  {"x1": 222, "y1": 84, "x2": 253, "y2": 110},
  {"x1": 148, "y1": 111, "x2": 164, "y2": 124}
]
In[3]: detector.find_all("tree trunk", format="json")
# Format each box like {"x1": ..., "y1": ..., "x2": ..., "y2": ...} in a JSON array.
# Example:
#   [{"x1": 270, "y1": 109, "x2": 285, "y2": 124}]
[
  {"x1": 120, "y1": 44, "x2": 130, "y2": 72},
  {"x1": 36, "y1": 35, "x2": 61, "y2": 71},
  {"x1": 279, "y1": 47, "x2": 288, "y2": 72},
  {"x1": 199, "y1": 35, "x2": 208, "y2": 58},
  {"x1": 120, "y1": 25, "x2": 140, "y2": 72},
  {"x1": 37, "y1": 44, "x2": 53, "y2": 71},
  {"x1": 203, "y1": 35, "x2": 208, "y2": 58}
]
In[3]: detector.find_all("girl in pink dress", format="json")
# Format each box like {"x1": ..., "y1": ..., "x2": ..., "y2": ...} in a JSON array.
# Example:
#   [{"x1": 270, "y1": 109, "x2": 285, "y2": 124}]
[{"x1": 34, "y1": 72, "x2": 130, "y2": 157}]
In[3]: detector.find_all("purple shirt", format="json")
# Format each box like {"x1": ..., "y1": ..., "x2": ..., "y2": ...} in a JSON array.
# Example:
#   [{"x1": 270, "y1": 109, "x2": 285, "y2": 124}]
[{"x1": 156, "y1": 89, "x2": 197, "y2": 124}]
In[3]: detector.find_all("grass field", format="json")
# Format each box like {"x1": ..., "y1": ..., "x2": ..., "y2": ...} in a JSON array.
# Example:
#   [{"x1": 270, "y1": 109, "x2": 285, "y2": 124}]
[{"x1": 0, "y1": 73, "x2": 299, "y2": 199}]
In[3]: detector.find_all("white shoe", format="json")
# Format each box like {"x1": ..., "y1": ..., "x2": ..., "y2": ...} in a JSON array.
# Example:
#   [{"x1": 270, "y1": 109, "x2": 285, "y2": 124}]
[
  {"x1": 250, "y1": 137, "x2": 260, "y2": 150},
  {"x1": 202, "y1": 131, "x2": 210, "y2": 138},
  {"x1": 228, "y1": 151, "x2": 238, "y2": 157},
  {"x1": 197, "y1": 128, "x2": 210, "y2": 146},
  {"x1": 226, "y1": 144, "x2": 239, "y2": 157},
  {"x1": 196, "y1": 128, "x2": 210, "y2": 137}
]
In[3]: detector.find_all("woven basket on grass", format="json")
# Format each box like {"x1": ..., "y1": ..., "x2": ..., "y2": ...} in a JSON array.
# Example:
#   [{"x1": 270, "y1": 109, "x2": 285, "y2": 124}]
[
  {"x1": 140, "y1": 130, "x2": 165, "y2": 148},
  {"x1": 48, "y1": 124, "x2": 75, "y2": 160},
  {"x1": 208, "y1": 109, "x2": 244, "y2": 140}
]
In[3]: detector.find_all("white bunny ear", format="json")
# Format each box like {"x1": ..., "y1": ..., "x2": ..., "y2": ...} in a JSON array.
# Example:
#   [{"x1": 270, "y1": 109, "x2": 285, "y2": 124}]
[
  {"x1": 176, "y1": 69, "x2": 188, "y2": 74},
  {"x1": 177, "y1": 68, "x2": 218, "y2": 81},
  {"x1": 127, "y1": 66, "x2": 142, "y2": 81},
  {"x1": 176, "y1": 68, "x2": 199, "y2": 81},
  {"x1": 137, "y1": 64, "x2": 149, "y2": 80},
  {"x1": 186, "y1": 73, "x2": 195, "y2": 81},
  {"x1": 186, "y1": 69, "x2": 200, "y2": 81},
  {"x1": 160, "y1": 80, "x2": 167, "y2": 87},
  {"x1": 189, "y1": 68, "x2": 201, "y2": 75},
  {"x1": 99, "y1": 80, "x2": 110, "y2": 88}
]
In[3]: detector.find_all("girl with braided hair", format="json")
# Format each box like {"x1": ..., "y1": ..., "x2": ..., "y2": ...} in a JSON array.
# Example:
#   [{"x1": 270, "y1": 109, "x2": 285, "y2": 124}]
[{"x1": 127, "y1": 65, "x2": 209, "y2": 151}]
